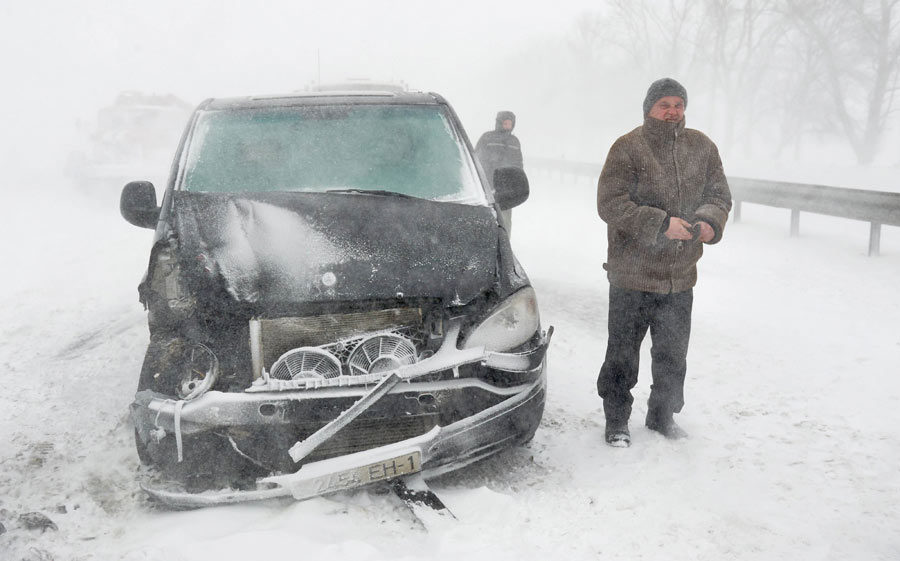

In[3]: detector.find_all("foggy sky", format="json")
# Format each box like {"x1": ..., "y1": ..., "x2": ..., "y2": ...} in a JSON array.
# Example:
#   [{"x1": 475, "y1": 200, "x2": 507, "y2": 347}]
[
  {"x1": 5, "y1": 0, "x2": 897, "y2": 195},
  {"x1": 0, "y1": 0, "x2": 601, "y2": 186}
]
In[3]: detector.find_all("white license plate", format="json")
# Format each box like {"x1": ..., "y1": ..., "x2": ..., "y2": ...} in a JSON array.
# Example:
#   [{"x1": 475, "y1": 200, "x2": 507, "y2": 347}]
[{"x1": 311, "y1": 451, "x2": 422, "y2": 495}]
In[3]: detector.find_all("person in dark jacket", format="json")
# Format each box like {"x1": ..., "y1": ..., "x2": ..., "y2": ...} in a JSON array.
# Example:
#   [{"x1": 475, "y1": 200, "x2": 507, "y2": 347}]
[
  {"x1": 475, "y1": 111, "x2": 523, "y2": 233},
  {"x1": 596, "y1": 78, "x2": 732, "y2": 448}
]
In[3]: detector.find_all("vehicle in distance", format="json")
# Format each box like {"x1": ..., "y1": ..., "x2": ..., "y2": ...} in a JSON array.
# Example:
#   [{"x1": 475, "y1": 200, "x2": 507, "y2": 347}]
[{"x1": 68, "y1": 91, "x2": 192, "y2": 196}]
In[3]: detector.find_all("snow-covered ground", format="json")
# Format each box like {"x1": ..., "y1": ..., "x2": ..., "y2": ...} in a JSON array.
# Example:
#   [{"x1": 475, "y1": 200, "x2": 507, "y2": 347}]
[{"x1": 1, "y1": 170, "x2": 899, "y2": 561}]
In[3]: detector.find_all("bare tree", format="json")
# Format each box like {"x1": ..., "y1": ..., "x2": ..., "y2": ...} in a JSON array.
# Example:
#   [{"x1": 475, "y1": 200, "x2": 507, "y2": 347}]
[
  {"x1": 782, "y1": 0, "x2": 900, "y2": 163},
  {"x1": 694, "y1": 0, "x2": 784, "y2": 153},
  {"x1": 568, "y1": 0, "x2": 900, "y2": 164},
  {"x1": 574, "y1": 0, "x2": 701, "y2": 80},
  {"x1": 571, "y1": 0, "x2": 783, "y2": 155},
  {"x1": 769, "y1": 28, "x2": 828, "y2": 159}
]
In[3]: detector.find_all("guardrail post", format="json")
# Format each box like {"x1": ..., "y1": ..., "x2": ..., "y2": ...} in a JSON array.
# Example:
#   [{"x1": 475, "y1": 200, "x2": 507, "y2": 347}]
[
  {"x1": 869, "y1": 222, "x2": 882, "y2": 256},
  {"x1": 790, "y1": 209, "x2": 800, "y2": 237},
  {"x1": 734, "y1": 200, "x2": 742, "y2": 223}
]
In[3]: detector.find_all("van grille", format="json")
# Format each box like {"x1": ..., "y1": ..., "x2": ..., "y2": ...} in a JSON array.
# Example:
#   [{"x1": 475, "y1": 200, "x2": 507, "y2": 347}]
[{"x1": 255, "y1": 308, "x2": 424, "y2": 374}]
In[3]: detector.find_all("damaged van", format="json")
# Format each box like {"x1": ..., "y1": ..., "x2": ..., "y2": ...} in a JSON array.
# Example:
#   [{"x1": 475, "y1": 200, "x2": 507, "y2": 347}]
[{"x1": 120, "y1": 90, "x2": 551, "y2": 507}]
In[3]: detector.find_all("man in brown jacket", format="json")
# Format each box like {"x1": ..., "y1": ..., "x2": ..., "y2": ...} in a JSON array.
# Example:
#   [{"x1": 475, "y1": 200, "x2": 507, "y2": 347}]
[{"x1": 596, "y1": 78, "x2": 731, "y2": 447}]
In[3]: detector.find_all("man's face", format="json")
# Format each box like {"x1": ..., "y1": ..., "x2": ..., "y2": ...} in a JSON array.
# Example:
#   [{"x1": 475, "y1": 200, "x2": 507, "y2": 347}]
[
  {"x1": 648, "y1": 96, "x2": 685, "y2": 122},
  {"x1": 501, "y1": 119, "x2": 513, "y2": 131}
]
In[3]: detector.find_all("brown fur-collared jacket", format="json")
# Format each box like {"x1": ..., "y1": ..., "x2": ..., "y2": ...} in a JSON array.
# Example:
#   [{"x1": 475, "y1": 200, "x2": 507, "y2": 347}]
[{"x1": 597, "y1": 117, "x2": 732, "y2": 294}]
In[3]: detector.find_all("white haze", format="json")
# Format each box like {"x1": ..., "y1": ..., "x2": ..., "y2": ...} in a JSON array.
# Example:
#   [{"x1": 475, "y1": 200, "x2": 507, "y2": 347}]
[
  {"x1": 4, "y1": 0, "x2": 899, "y2": 189},
  {"x1": 1, "y1": 0, "x2": 600, "y2": 187},
  {"x1": 2, "y1": 1, "x2": 900, "y2": 560}
]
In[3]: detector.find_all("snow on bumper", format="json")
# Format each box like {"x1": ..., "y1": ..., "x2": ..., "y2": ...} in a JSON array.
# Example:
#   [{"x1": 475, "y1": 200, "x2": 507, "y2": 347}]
[{"x1": 134, "y1": 328, "x2": 551, "y2": 507}]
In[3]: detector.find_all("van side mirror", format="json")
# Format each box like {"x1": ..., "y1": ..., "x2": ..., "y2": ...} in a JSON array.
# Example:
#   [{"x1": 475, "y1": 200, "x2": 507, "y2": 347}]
[
  {"x1": 493, "y1": 167, "x2": 529, "y2": 210},
  {"x1": 121, "y1": 181, "x2": 160, "y2": 229}
]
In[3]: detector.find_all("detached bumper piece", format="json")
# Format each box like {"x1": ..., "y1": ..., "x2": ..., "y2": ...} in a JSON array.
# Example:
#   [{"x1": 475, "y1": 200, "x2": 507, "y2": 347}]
[
  {"x1": 136, "y1": 327, "x2": 551, "y2": 508},
  {"x1": 141, "y1": 367, "x2": 546, "y2": 507}
]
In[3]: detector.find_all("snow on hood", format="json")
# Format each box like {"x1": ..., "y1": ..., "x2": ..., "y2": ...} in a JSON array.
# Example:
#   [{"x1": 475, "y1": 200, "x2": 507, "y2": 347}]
[{"x1": 171, "y1": 191, "x2": 500, "y2": 310}]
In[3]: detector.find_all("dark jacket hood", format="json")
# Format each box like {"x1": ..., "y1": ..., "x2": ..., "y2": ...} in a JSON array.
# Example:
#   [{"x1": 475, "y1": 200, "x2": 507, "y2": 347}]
[
  {"x1": 495, "y1": 111, "x2": 516, "y2": 132},
  {"x1": 170, "y1": 191, "x2": 501, "y2": 313}
]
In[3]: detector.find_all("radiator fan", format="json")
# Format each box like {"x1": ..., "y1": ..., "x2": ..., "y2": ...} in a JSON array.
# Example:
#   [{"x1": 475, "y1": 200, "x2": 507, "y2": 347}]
[
  {"x1": 270, "y1": 347, "x2": 342, "y2": 380},
  {"x1": 347, "y1": 334, "x2": 417, "y2": 376}
]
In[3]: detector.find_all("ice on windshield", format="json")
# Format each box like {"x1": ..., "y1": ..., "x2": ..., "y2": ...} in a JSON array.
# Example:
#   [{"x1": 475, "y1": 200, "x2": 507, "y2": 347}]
[{"x1": 180, "y1": 104, "x2": 485, "y2": 204}]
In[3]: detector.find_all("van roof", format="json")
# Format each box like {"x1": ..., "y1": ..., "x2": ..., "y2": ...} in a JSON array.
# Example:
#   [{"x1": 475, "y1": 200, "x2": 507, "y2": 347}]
[{"x1": 202, "y1": 91, "x2": 444, "y2": 111}]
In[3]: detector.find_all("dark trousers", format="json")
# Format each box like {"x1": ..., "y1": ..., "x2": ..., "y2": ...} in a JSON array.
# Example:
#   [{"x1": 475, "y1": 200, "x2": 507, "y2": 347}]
[{"x1": 597, "y1": 285, "x2": 693, "y2": 424}]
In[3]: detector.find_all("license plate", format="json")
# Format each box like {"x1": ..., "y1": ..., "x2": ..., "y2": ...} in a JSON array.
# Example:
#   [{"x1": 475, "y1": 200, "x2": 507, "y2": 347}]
[{"x1": 310, "y1": 451, "x2": 422, "y2": 495}]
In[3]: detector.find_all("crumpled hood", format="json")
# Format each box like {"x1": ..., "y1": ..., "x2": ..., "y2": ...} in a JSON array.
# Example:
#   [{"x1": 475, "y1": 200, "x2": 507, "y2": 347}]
[{"x1": 171, "y1": 191, "x2": 500, "y2": 310}]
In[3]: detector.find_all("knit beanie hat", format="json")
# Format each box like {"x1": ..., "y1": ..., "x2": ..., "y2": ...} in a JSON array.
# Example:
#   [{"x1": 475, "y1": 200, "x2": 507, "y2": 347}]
[{"x1": 643, "y1": 78, "x2": 687, "y2": 116}]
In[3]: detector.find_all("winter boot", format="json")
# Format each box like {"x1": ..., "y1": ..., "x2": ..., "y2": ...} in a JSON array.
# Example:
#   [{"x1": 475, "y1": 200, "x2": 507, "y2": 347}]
[
  {"x1": 645, "y1": 409, "x2": 688, "y2": 440},
  {"x1": 605, "y1": 422, "x2": 631, "y2": 448}
]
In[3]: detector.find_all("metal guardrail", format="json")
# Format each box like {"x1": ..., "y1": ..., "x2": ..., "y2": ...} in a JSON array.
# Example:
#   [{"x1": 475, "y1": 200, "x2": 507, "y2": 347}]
[
  {"x1": 728, "y1": 177, "x2": 900, "y2": 256},
  {"x1": 530, "y1": 157, "x2": 900, "y2": 256}
]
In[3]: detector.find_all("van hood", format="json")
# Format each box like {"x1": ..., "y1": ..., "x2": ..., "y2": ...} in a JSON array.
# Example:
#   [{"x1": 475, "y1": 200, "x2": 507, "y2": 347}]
[{"x1": 171, "y1": 191, "x2": 500, "y2": 311}]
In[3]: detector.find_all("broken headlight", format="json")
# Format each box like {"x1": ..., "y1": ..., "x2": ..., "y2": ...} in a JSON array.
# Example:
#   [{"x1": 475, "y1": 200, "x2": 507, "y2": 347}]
[
  {"x1": 147, "y1": 245, "x2": 194, "y2": 318},
  {"x1": 463, "y1": 287, "x2": 540, "y2": 352}
]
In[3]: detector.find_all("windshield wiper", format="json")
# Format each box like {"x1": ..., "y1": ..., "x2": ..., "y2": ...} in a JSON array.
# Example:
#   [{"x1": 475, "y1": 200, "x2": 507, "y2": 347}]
[{"x1": 326, "y1": 188, "x2": 419, "y2": 199}]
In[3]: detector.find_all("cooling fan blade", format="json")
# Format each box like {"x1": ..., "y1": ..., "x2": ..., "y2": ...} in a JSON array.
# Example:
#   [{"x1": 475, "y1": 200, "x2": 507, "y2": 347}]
[
  {"x1": 270, "y1": 347, "x2": 342, "y2": 380},
  {"x1": 347, "y1": 334, "x2": 417, "y2": 376}
]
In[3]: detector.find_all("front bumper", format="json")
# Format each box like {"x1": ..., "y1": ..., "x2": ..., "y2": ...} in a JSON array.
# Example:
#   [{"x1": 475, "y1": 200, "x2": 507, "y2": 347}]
[{"x1": 135, "y1": 326, "x2": 551, "y2": 507}]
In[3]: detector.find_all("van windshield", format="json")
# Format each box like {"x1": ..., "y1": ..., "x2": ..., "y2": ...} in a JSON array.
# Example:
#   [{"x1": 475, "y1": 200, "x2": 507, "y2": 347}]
[{"x1": 180, "y1": 104, "x2": 485, "y2": 204}]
